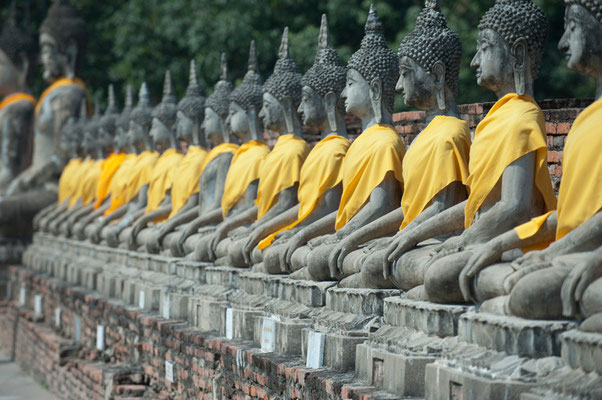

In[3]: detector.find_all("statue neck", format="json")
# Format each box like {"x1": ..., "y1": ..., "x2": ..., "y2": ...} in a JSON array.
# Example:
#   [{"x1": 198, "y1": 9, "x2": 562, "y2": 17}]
[
  {"x1": 495, "y1": 75, "x2": 534, "y2": 99},
  {"x1": 321, "y1": 108, "x2": 348, "y2": 139},
  {"x1": 425, "y1": 89, "x2": 460, "y2": 125},
  {"x1": 360, "y1": 109, "x2": 393, "y2": 131},
  {"x1": 282, "y1": 110, "x2": 303, "y2": 137}
]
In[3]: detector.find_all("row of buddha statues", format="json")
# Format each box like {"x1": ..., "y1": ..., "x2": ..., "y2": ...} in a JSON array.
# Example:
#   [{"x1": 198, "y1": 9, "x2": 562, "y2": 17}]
[{"x1": 2, "y1": 0, "x2": 602, "y2": 334}]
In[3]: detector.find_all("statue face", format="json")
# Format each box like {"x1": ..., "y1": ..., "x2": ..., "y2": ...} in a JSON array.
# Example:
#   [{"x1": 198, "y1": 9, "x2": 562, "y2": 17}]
[
  {"x1": 114, "y1": 125, "x2": 128, "y2": 151},
  {"x1": 202, "y1": 107, "x2": 224, "y2": 144},
  {"x1": 341, "y1": 69, "x2": 372, "y2": 118},
  {"x1": 559, "y1": 5, "x2": 602, "y2": 77},
  {"x1": 298, "y1": 86, "x2": 326, "y2": 129},
  {"x1": 396, "y1": 56, "x2": 436, "y2": 110},
  {"x1": 82, "y1": 128, "x2": 97, "y2": 154},
  {"x1": 226, "y1": 102, "x2": 249, "y2": 140},
  {"x1": 149, "y1": 117, "x2": 172, "y2": 149},
  {"x1": 471, "y1": 29, "x2": 514, "y2": 93},
  {"x1": 97, "y1": 127, "x2": 114, "y2": 150},
  {"x1": 176, "y1": 111, "x2": 194, "y2": 143},
  {"x1": 259, "y1": 92, "x2": 285, "y2": 131},
  {"x1": 40, "y1": 33, "x2": 67, "y2": 82},
  {"x1": 0, "y1": 49, "x2": 21, "y2": 95},
  {"x1": 127, "y1": 120, "x2": 147, "y2": 148}
]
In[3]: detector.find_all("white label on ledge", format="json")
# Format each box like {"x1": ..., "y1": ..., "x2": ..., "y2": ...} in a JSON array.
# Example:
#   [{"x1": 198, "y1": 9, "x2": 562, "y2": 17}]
[
  {"x1": 55, "y1": 308, "x2": 61, "y2": 327},
  {"x1": 225, "y1": 308, "x2": 233, "y2": 340},
  {"x1": 74, "y1": 317, "x2": 81, "y2": 342},
  {"x1": 34, "y1": 294, "x2": 42, "y2": 315},
  {"x1": 165, "y1": 361, "x2": 174, "y2": 382},
  {"x1": 19, "y1": 287, "x2": 25, "y2": 306},
  {"x1": 261, "y1": 317, "x2": 276, "y2": 353},
  {"x1": 162, "y1": 293, "x2": 170, "y2": 319},
  {"x1": 138, "y1": 290, "x2": 145, "y2": 309},
  {"x1": 306, "y1": 330, "x2": 325, "y2": 369},
  {"x1": 96, "y1": 325, "x2": 105, "y2": 351}
]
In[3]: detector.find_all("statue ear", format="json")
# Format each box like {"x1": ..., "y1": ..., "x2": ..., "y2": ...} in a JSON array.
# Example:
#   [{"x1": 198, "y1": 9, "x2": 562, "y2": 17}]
[
  {"x1": 281, "y1": 96, "x2": 295, "y2": 134},
  {"x1": 65, "y1": 40, "x2": 78, "y2": 79},
  {"x1": 369, "y1": 77, "x2": 383, "y2": 124},
  {"x1": 248, "y1": 105, "x2": 260, "y2": 140},
  {"x1": 18, "y1": 52, "x2": 29, "y2": 88},
  {"x1": 511, "y1": 37, "x2": 527, "y2": 96},
  {"x1": 222, "y1": 116, "x2": 231, "y2": 143},
  {"x1": 324, "y1": 92, "x2": 338, "y2": 133},
  {"x1": 432, "y1": 61, "x2": 446, "y2": 110}
]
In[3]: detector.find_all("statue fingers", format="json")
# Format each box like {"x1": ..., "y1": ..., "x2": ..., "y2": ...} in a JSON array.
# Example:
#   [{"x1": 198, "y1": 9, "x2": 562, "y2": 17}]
[
  {"x1": 561, "y1": 264, "x2": 584, "y2": 317},
  {"x1": 458, "y1": 268, "x2": 472, "y2": 303},
  {"x1": 575, "y1": 262, "x2": 602, "y2": 303},
  {"x1": 504, "y1": 262, "x2": 550, "y2": 294}
]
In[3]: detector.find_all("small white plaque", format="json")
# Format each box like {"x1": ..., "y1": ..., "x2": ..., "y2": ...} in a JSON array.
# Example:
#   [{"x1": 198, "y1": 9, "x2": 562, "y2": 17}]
[
  {"x1": 165, "y1": 361, "x2": 174, "y2": 382},
  {"x1": 162, "y1": 293, "x2": 170, "y2": 319},
  {"x1": 19, "y1": 287, "x2": 25, "y2": 306},
  {"x1": 225, "y1": 308, "x2": 233, "y2": 340},
  {"x1": 306, "y1": 330, "x2": 325, "y2": 368},
  {"x1": 261, "y1": 317, "x2": 276, "y2": 352},
  {"x1": 55, "y1": 308, "x2": 61, "y2": 327},
  {"x1": 96, "y1": 325, "x2": 105, "y2": 351},
  {"x1": 138, "y1": 290, "x2": 145, "y2": 309},
  {"x1": 34, "y1": 294, "x2": 42, "y2": 315},
  {"x1": 74, "y1": 317, "x2": 81, "y2": 342}
]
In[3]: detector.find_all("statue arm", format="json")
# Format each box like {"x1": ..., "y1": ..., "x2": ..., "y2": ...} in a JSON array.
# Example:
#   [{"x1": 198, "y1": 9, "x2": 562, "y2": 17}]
[
  {"x1": 242, "y1": 205, "x2": 300, "y2": 255},
  {"x1": 462, "y1": 153, "x2": 536, "y2": 244},
  {"x1": 544, "y1": 211, "x2": 602, "y2": 257},
  {"x1": 209, "y1": 155, "x2": 234, "y2": 210},
  {"x1": 250, "y1": 185, "x2": 298, "y2": 230}
]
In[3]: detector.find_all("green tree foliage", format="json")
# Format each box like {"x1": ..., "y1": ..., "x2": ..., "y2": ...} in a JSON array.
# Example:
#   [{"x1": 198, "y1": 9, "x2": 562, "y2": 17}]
[{"x1": 3, "y1": 0, "x2": 596, "y2": 110}]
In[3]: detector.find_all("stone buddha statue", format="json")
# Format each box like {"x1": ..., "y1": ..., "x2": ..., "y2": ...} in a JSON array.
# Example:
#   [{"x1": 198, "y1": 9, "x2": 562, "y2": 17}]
[
  {"x1": 448, "y1": 0, "x2": 602, "y2": 325},
  {"x1": 191, "y1": 28, "x2": 311, "y2": 263},
  {"x1": 275, "y1": 5, "x2": 404, "y2": 281},
  {"x1": 89, "y1": 82, "x2": 158, "y2": 243},
  {"x1": 57, "y1": 85, "x2": 121, "y2": 235},
  {"x1": 0, "y1": 0, "x2": 87, "y2": 231},
  {"x1": 150, "y1": 54, "x2": 237, "y2": 256},
  {"x1": 321, "y1": 0, "x2": 470, "y2": 288},
  {"x1": 0, "y1": 3, "x2": 36, "y2": 193},
  {"x1": 130, "y1": 61, "x2": 210, "y2": 250},
  {"x1": 233, "y1": 15, "x2": 349, "y2": 272},
  {"x1": 104, "y1": 71, "x2": 184, "y2": 247},
  {"x1": 377, "y1": 0, "x2": 556, "y2": 303},
  {"x1": 76, "y1": 84, "x2": 135, "y2": 240}
]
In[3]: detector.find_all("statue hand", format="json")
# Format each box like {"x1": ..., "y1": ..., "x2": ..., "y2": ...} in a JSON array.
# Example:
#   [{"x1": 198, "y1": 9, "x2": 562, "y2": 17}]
[
  {"x1": 460, "y1": 241, "x2": 503, "y2": 302},
  {"x1": 427, "y1": 236, "x2": 465, "y2": 264},
  {"x1": 146, "y1": 229, "x2": 164, "y2": 254},
  {"x1": 106, "y1": 228, "x2": 119, "y2": 247},
  {"x1": 383, "y1": 233, "x2": 416, "y2": 279},
  {"x1": 282, "y1": 233, "x2": 304, "y2": 272},
  {"x1": 308, "y1": 233, "x2": 337, "y2": 249},
  {"x1": 504, "y1": 254, "x2": 553, "y2": 294},
  {"x1": 328, "y1": 239, "x2": 353, "y2": 278},
  {"x1": 561, "y1": 254, "x2": 602, "y2": 317},
  {"x1": 127, "y1": 227, "x2": 138, "y2": 250},
  {"x1": 243, "y1": 230, "x2": 263, "y2": 258},
  {"x1": 209, "y1": 227, "x2": 227, "y2": 258}
]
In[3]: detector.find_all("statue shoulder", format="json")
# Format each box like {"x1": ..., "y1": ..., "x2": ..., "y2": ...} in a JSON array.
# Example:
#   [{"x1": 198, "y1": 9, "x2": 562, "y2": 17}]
[{"x1": 48, "y1": 84, "x2": 86, "y2": 114}]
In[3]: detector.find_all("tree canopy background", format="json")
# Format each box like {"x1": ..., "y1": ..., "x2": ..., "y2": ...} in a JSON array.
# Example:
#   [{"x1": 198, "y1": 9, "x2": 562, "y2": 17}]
[{"x1": 4, "y1": 0, "x2": 596, "y2": 111}]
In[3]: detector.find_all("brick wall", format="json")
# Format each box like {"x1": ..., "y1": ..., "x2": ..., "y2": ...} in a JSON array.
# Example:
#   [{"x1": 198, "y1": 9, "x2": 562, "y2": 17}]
[{"x1": 1, "y1": 267, "x2": 396, "y2": 400}]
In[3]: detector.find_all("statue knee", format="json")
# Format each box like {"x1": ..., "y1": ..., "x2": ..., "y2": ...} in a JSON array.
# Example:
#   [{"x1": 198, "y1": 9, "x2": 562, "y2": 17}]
[
  {"x1": 360, "y1": 251, "x2": 394, "y2": 288},
  {"x1": 251, "y1": 247, "x2": 263, "y2": 264},
  {"x1": 423, "y1": 258, "x2": 464, "y2": 304},
  {"x1": 580, "y1": 277, "x2": 602, "y2": 318},
  {"x1": 227, "y1": 239, "x2": 248, "y2": 267},
  {"x1": 263, "y1": 246, "x2": 283, "y2": 274},
  {"x1": 307, "y1": 245, "x2": 334, "y2": 281},
  {"x1": 290, "y1": 246, "x2": 309, "y2": 273}
]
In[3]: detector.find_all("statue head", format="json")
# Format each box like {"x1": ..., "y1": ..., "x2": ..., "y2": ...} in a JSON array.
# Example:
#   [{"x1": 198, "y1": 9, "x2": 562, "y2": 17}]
[
  {"x1": 342, "y1": 4, "x2": 399, "y2": 125},
  {"x1": 471, "y1": 0, "x2": 549, "y2": 97},
  {"x1": 39, "y1": 0, "x2": 86, "y2": 82},
  {"x1": 127, "y1": 82, "x2": 153, "y2": 151},
  {"x1": 299, "y1": 15, "x2": 347, "y2": 133},
  {"x1": 98, "y1": 85, "x2": 119, "y2": 153},
  {"x1": 0, "y1": 2, "x2": 36, "y2": 94},
  {"x1": 114, "y1": 84, "x2": 133, "y2": 152},
  {"x1": 82, "y1": 97, "x2": 100, "y2": 156},
  {"x1": 228, "y1": 41, "x2": 264, "y2": 141},
  {"x1": 260, "y1": 27, "x2": 303, "y2": 133},
  {"x1": 150, "y1": 70, "x2": 177, "y2": 151},
  {"x1": 396, "y1": 0, "x2": 462, "y2": 112},
  {"x1": 559, "y1": 1, "x2": 602, "y2": 81},
  {"x1": 176, "y1": 60, "x2": 206, "y2": 146},
  {"x1": 203, "y1": 53, "x2": 232, "y2": 145}
]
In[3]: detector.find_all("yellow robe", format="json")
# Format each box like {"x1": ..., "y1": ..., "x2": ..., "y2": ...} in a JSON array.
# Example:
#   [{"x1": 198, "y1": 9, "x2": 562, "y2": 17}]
[
  {"x1": 168, "y1": 145, "x2": 208, "y2": 218},
  {"x1": 67, "y1": 158, "x2": 97, "y2": 208},
  {"x1": 0, "y1": 93, "x2": 35, "y2": 110},
  {"x1": 145, "y1": 148, "x2": 184, "y2": 214},
  {"x1": 465, "y1": 93, "x2": 556, "y2": 228},
  {"x1": 75, "y1": 159, "x2": 103, "y2": 207},
  {"x1": 58, "y1": 158, "x2": 82, "y2": 204},
  {"x1": 258, "y1": 135, "x2": 350, "y2": 249},
  {"x1": 255, "y1": 135, "x2": 310, "y2": 219},
  {"x1": 94, "y1": 152, "x2": 126, "y2": 209},
  {"x1": 35, "y1": 77, "x2": 87, "y2": 115},
  {"x1": 515, "y1": 97, "x2": 602, "y2": 245},
  {"x1": 400, "y1": 116, "x2": 470, "y2": 229},
  {"x1": 105, "y1": 153, "x2": 138, "y2": 215},
  {"x1": 221, "y1": 140, "x2": 270, "y2": 218},
  {"x1": 122, "y1": 150, "x2": 160, "y2": 205},
  {"x1": 198, "y1": 142, "x2": 240, "y2": 176},
  {"x1": 335, "y1": 124, "x2": 405, "y2": 230}
]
